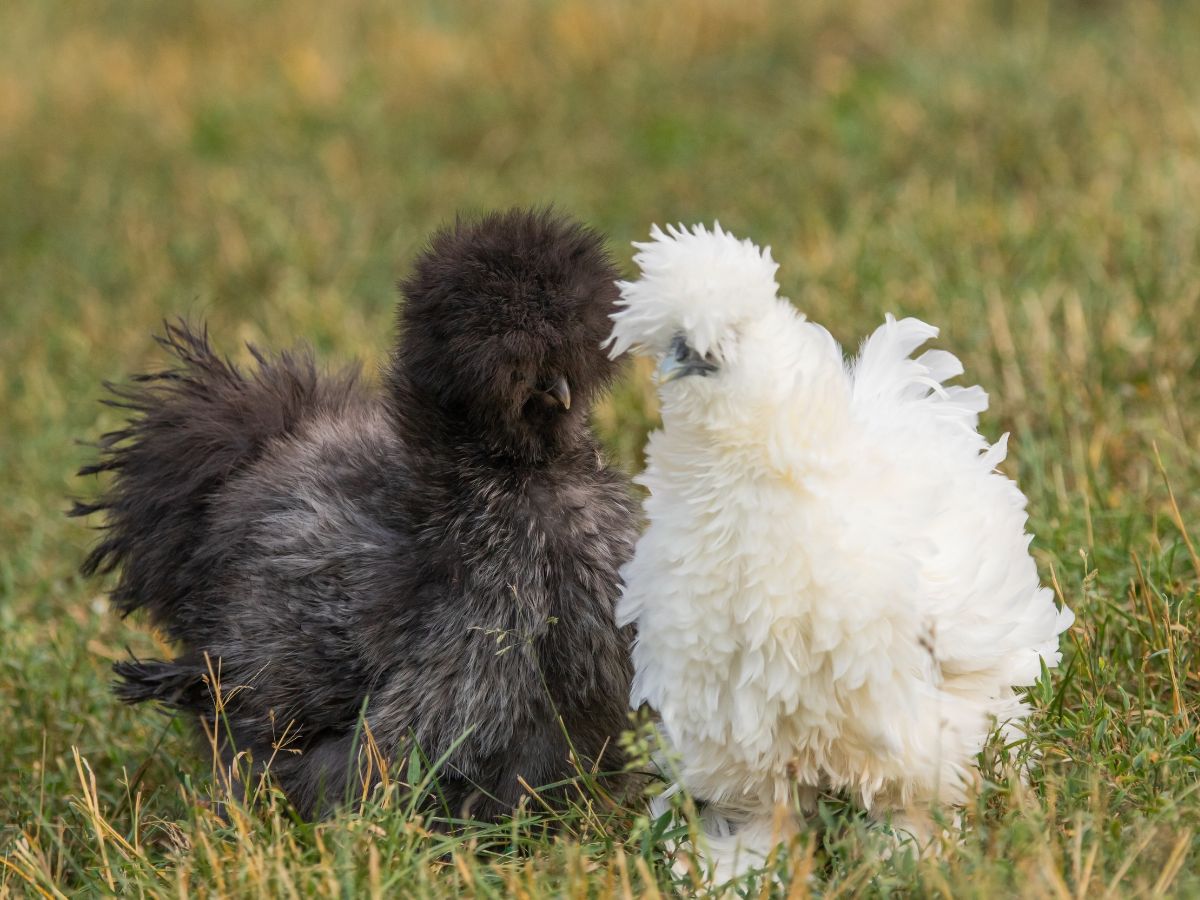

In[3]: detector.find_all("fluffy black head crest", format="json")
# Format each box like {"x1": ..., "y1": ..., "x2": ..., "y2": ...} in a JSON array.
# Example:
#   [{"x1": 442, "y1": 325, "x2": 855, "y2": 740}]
[{"x1": 391, "y1": 208, "x2": 622, "y2": 464}]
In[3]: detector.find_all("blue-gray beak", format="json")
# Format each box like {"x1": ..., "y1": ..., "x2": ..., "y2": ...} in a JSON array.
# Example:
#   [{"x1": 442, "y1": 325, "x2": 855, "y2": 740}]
[
  {"x1": 658, "y1": 335, "x2": 718, "y2": 384},
  {"x1": 544, "y1": 375, "x2": 571, "y2": 410}
]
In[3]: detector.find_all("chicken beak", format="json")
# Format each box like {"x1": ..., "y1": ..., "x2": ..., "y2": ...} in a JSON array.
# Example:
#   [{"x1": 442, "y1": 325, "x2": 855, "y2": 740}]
[
  {"x1": 546, "y1": 375, "x2": 571, "y2": 410},
  {"x1": 657, "y1": 353, "x2": 688, "y2": 384},
  {"x1": 657, "y1": 335, "x2": 718, "y2": 384}
]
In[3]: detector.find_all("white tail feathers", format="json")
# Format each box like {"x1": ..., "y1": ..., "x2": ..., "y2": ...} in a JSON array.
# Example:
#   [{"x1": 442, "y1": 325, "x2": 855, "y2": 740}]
[{"x1": 852, "y1": 314, "x2": 990, "y2": 435}]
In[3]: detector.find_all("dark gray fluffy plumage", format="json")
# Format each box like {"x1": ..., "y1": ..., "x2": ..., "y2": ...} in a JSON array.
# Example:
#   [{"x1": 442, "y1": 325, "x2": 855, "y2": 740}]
[{"x1": 72, "y1": 208, "x2": 638, "y2": 820}]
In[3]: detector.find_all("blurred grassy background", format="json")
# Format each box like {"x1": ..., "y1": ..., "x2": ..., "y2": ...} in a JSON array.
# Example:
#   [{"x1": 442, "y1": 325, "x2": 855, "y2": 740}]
[{"x1": 2, "y1": 0, "x2": 1198, "y2": 895}]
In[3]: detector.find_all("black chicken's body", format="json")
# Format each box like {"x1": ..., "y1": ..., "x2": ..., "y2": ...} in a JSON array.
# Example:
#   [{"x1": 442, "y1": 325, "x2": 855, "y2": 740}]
[{"x1": 73, "y1": 209, "x2": 637, "y2": 819}]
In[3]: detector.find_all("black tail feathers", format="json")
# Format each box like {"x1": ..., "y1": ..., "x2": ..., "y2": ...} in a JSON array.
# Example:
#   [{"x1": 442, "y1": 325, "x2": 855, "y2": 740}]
[
  {"x1": 71, "y1": 319, "x2": 361, "y2": 642},
  {"x1": 113, "y1": 656, "x2": 208, "y2": 709}
]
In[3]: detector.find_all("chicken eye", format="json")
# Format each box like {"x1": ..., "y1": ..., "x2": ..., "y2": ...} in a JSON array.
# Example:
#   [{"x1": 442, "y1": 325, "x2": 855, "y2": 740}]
[{"x1": 671, "y1": 335, "x2": 720, "y2": 368}]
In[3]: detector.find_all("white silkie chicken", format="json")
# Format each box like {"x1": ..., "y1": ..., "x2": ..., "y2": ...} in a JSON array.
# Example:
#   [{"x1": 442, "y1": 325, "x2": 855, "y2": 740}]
[{"x1": 607, "y1": 224, "x2": 1074, "y2": 879}]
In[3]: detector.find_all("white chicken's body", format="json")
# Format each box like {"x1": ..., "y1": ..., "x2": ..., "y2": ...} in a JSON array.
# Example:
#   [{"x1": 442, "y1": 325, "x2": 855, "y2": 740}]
[{"x1": 609, "y1": 224, "x2": 1073, "y2": 879}]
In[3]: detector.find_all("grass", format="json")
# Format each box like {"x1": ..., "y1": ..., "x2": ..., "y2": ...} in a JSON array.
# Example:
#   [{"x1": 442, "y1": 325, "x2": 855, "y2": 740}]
[{"x1": 2, "y1": 0, "x2": 1199, "y2": 894}]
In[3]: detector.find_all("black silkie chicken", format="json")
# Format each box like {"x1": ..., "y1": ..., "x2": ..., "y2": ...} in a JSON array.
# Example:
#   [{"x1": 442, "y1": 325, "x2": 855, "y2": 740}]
[{"x1": 72, "y1": 209, "x2": 637, "y2": 820}]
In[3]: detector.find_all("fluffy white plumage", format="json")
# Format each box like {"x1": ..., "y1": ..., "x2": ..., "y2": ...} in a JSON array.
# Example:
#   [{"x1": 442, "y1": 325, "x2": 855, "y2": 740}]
[{"x1": 609, "y1": 223, "x2": 1075, "y2": 879}]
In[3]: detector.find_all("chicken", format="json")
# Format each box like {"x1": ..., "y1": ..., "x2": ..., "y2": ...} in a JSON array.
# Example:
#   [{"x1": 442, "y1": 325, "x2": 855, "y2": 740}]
[
  {"x1": 72, "y1": 208, "x2": 637, "y2": 821},
  {"x1": 606, "y1": 223, "x2": 1074, "y2": 877}
]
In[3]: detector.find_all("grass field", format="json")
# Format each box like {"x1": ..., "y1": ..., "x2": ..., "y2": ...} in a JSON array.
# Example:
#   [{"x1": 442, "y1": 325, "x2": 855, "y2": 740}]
[{"x1": 2, "y1": 0, "x2": 1199, "y2": 895}]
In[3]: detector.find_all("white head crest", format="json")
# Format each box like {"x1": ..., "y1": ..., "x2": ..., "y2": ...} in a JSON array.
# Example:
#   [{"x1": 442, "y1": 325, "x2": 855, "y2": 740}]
[{"x1": 606, "y1": 223, "x2": 781, "y2": 360}]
